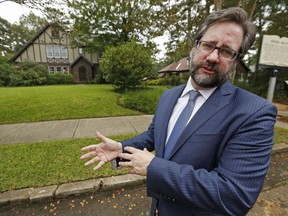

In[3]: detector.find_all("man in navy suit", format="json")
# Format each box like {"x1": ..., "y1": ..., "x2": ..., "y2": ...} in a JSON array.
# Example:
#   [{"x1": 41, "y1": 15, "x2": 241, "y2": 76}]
[{"x1": 80, "y1": 7, "x2": 277, "y2": 216}]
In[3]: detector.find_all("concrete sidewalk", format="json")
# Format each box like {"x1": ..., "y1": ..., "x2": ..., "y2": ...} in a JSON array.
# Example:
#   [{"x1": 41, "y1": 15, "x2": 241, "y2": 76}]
[
  {"x1": 1, "y1": 114, "x2": 287, "y2": 145},
  {"x1": 0, "y1": 115, "x2": 153, "y2": 145}
]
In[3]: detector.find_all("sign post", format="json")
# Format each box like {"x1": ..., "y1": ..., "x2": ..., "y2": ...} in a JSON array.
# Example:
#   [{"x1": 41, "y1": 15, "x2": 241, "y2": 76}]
[{"x1": 267, "y1": 69, "x2": 278, "y2": 102}]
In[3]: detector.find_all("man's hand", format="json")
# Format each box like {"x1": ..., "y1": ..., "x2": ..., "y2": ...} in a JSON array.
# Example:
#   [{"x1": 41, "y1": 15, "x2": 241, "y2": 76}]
[
  {"x1": 80, "y1": 131, "x2": 122, "y2": 170},
  {"x1": 119, "y1": 147, "x2": 155, "y2": 176}
]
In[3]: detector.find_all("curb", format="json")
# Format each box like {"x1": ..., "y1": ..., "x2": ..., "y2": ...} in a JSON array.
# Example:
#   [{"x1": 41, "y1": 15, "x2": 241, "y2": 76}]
[
  {"x1": 1, "y1": 144, "x2": 287, "y2": 206},
  {"x1": 0, "y1": 174, "x2": 146, "y2": 206}
]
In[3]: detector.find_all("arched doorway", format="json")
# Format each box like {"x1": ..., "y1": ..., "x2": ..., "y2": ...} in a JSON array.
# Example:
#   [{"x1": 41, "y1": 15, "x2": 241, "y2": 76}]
[{"x1": 78, "y1": 66, "x2": 87, "y2": 82}]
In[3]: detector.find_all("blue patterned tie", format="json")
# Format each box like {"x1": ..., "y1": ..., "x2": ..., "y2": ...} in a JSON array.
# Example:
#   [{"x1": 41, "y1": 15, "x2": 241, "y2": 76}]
[{"x1": 164, "y1": 90, "x2": 200, "y2": 159}]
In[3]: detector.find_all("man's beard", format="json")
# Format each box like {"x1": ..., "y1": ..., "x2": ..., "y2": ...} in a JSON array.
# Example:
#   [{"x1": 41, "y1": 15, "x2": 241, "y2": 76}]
[{"x1": 189, "y1": 60, "x2": 235, "y2": 88}]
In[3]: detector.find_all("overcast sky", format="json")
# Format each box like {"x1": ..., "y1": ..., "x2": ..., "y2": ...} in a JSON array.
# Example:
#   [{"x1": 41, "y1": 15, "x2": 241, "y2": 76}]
[{"x1": 0, "y1": 1, "x2": 39, "y2": 23}]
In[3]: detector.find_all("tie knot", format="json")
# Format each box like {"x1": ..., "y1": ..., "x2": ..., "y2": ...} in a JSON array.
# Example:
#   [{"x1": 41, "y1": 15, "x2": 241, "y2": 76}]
[{"x1": 189, "y1": 90, "x2": 200, "y2": 101}]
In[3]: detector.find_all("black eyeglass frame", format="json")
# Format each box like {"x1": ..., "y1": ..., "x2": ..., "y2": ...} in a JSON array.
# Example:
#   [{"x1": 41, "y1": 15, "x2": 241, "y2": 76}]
[{"x1": 195, "y1": 40, "x2": 243, "y2": 61}]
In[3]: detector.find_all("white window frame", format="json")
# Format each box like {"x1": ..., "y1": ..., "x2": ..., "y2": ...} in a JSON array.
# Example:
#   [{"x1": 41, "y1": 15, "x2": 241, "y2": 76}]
[
  {"x1": 61, "y1": 47, "x2": 68, "y2": 58},
  {"x1": 46, "y1": 45, "x2": 68, "y2": 59},
  {"x1": 46, "y1": 46, "x2": 53, "y2": 58},
  {"x1": 48, "y1": 66, "x2": 70, "y2": 74}
]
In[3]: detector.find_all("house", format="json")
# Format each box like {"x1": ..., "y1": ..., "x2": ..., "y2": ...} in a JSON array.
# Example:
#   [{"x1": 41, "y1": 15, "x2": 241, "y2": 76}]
[
  {"x1": 10, "y1": 23, "x2": 99, "y2": 84},
  {"x1": 158, "y1": 57, "x2": 190, "y2": 78},
  {"x1": 159, "y1": 57, "x2": 250, "y2": 82}
]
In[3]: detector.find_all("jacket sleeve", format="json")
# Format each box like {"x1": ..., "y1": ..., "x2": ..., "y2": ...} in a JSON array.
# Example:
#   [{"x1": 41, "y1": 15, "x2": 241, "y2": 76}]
[
  {"x1": 146, "y1": 103, "x2": 277, "y2": 215},
  {"x1": 121, "y1": 114, "x2": 156, "y2": 151}
]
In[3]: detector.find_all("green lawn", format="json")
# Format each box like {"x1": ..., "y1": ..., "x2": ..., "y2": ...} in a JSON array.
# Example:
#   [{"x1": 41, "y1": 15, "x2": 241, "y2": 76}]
[
  {"x1": 0, "y1": 85, "x2": 142, "y2": 124},
  {"x1": 0, "y1": 134, "x2": 135, "y2": 192}
]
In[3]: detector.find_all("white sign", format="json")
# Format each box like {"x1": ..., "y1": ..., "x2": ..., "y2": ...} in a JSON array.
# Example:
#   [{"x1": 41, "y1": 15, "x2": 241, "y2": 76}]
[{"x1": 259, "y1": 35, "x2": 288, "y2": 68}]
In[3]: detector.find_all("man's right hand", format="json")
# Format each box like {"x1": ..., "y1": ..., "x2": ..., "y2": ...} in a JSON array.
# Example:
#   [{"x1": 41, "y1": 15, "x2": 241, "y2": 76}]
[{"x1": 80, "y1": 131, "x2": 122, "y2": 170}]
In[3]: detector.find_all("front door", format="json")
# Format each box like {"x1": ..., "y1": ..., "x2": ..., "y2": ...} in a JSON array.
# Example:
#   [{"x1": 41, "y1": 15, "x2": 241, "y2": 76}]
[{"x1": 79, "y1": 66, "x2": 87, "y2": 82}]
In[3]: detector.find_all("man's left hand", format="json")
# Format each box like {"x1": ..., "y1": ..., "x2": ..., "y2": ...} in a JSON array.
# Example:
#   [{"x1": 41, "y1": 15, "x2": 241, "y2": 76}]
[{"x1": 119, "y1": 147, "x2": 155, "y2": 176}]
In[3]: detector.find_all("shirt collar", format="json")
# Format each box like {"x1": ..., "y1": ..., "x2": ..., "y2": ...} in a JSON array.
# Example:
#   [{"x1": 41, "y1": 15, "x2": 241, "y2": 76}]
[{"x1": 181, "y1": 77, "x2": 217, "y2": 100}]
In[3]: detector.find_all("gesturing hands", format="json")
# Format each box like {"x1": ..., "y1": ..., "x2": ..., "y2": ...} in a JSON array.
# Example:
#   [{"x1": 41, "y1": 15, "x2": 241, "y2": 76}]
[
  {"x1": 119, "y1": 147, "x2": 155, "y2": 176},
  {"x1": 80, "y1": 132, "x2": 155, "y2": 176},
  {"x1": 80, "y1": 131, "x2": 122, "y2": 170}
]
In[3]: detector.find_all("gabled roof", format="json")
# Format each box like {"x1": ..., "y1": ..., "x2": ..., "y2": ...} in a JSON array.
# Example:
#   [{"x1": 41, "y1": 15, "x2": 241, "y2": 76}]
[
  {"x1": 158, "y1": 61, "x2": 177, "y2": 73},
  {"x1": 71, "y1": 54, "x2": 93, "y2": 67},
  {"x1": 9, "y1": 23, "x2": 61, "y2": 63},
  {"x1": 159, "y1": 57, "x2": 189, "y2": 73}
]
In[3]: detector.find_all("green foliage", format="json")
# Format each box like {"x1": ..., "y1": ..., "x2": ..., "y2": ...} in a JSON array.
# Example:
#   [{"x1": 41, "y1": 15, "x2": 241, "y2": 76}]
[
  {"x1": 234, "y1": 67, "x2": 288, "y2": 103},
  {"x1": 68, "y1": 0, "x2": 162, "y2": 52},
  {"x1": 91, "y1": 69, "x2": 107, "y2": 84},
  {"x1": 146, "y1": 75, "x2": 187, "y2": 86},
  {"x1": 1, "y1": 59, "x2": 74, "y2": 87},
  {"x1": 101, "y1": 41, "x2": 155, "y2": 90},
  {"x1": 8, "y1": 61, "x2": 48, "y2": 86},
  {"x1": 0, "y1": 13, "x2": 44, "y2": 56},
  {"x1": 47, "y1": 73, "x2": 74, "y2": 85},
  {"x1": 118, "y1": 86, "x2": 167, "y2": 114},
  {"x1": 0, "y1": 56, "x2": 14, "y2": 86}
]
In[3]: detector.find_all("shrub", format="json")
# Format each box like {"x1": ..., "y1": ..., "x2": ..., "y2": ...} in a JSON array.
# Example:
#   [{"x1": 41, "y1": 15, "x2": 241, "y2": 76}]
[
  {"x1": 101, "y1": 41, "x2": 155, "y2": 90},
  {"x1": 8, "y1": 61, "x2": 48, "y2": 86},
  {"x1": 118, "y1": 87, "x2": 166, "y2": 114},
  {"x1": 146, "y1": 75, "x2": 187, "y2": 86},
  {"x1": 47, "y1": 73, "x2": 74, "y2": 85},
  {"x1": 0, "y1": 56, "x2": 15, "y2": 86}
]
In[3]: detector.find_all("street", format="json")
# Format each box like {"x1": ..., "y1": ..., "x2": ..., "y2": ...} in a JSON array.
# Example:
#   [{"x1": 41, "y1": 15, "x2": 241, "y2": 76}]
[{"x1": 1, "y1": 151, "x2": 287, "y2": 216}]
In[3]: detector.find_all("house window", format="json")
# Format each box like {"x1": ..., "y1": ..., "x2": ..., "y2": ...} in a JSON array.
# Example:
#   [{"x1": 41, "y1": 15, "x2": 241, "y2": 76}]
[
  {"x1": 56, "y1": 66, "x2": 62, "y2": 72},
  {"x1": 48, "y1": 66, "x2": 69, "y2": 74},
  {"x1": 46, "y1": 46, "x2": 53, "y2": 58},
  {"x1": 51, "y1": 29, "x2": 60, "y2": 38},
  {"x1": 54, "y1": 46, "x2": 61, "y2": 58},
  {"x1": 61, "y1": 47, "x2": 68, "y2": 58},
  {"x1": 46, "y1": 45, "x2": 68, "y2": 59},
  {"x1": 63, "y1": 66, "x2": 69, "y2": 74},
  {"x1": 48, "y1": 66, "x2": 55, "y2": 74}
]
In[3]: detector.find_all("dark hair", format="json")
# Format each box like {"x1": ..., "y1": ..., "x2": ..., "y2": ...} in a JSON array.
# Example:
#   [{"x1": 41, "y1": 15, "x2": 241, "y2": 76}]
[{"x1": 195, "y1": 7, "x2": 256, "y2": 57}]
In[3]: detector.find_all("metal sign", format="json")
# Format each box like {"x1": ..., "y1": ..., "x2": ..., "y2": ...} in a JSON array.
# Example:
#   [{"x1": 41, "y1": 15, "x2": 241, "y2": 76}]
[{"x1": 259, "y1": 35, "x2": 288, "y2": 68}]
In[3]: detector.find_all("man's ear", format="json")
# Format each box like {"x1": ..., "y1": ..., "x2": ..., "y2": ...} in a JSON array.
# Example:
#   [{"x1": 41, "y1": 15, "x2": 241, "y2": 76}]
[{"x1": 190, "y1": 48, "x2": 195, "y2": 58}]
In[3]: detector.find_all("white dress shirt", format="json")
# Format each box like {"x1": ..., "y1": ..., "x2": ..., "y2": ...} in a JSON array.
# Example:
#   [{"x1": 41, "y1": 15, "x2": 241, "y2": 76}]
[{"x1": 165, "y1": 77, "x2": 217, "y2": 144}]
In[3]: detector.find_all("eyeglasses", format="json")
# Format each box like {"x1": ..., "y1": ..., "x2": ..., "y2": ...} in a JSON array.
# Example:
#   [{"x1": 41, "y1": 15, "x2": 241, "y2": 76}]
[{"x1": 195, "y1": 40, "x2": 242, "y2": 61}]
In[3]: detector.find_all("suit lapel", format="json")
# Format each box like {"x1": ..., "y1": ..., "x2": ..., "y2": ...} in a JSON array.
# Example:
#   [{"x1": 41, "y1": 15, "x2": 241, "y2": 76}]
[
  {"x1": 157, "y1": 85, "x2": 185, "y2": 158},
  {"x1": 166, "y1": 81, "x2": 234, "y2": 159}
]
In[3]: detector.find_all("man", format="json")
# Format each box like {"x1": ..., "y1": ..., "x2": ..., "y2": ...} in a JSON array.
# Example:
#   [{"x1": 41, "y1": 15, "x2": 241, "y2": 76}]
[{"x1": 80, "y1": 7, "x2": 277, "y2": 216}]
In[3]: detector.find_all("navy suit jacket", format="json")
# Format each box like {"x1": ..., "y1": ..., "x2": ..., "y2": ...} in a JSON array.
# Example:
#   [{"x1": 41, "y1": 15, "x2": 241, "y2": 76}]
[{"x1": 121, "y1": 81, "x2": 277, "y2": 216}]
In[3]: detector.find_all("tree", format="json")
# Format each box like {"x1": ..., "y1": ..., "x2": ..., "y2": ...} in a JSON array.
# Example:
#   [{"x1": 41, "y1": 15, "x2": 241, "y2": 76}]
[
  {"x1": 100, "y1": 41, "x2": 155, "y2": 90},
  {"x1": 0, "y1": 13, "x2": 45, "y2": 56},
  {"x1": 0, "y1": 55, "x2": 15, "y2": 86},
  {"x1": 0, "y1": 17, "x2": 13, "y2": 56},
  {"x1": 68, "y1": 0, "x2": 163, "y2": 53},
  {"x1": 156, "y1": 0, "x2": 215, "y2": 61}
]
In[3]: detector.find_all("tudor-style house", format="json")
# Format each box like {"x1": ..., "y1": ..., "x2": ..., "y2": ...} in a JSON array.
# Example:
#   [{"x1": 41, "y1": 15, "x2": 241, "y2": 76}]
[{"x1": 10, "y1": 23, "x2": 99, "y2": 84}]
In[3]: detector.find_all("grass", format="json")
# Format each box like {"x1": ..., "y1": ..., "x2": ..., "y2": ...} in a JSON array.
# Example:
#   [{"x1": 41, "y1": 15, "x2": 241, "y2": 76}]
[
  {"x1": 274, "y1": 127, "x2": 288, "y2": 144},
  {"x1": 0, "y1": 85, "x2": 142, "y2": 124},
  {"x1": 118, "y1": 87, "x2": 167, "y2": 114},
  {"x1": 0, "y1": 134, "x2": 135, "y2": 192}
]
